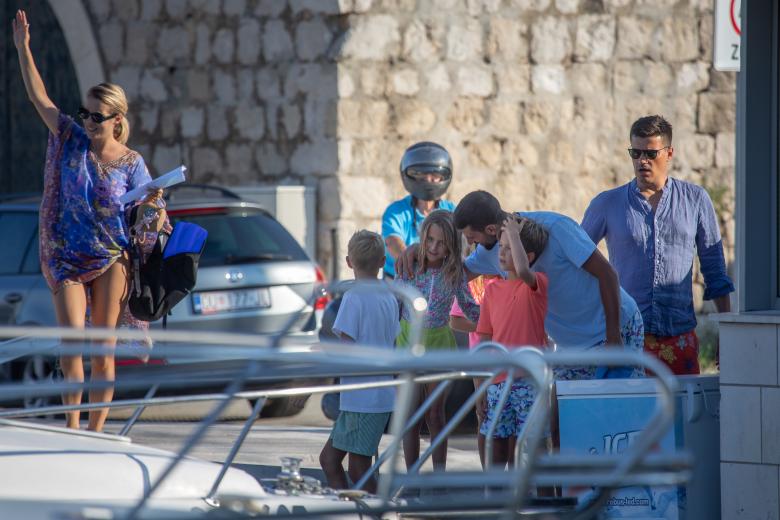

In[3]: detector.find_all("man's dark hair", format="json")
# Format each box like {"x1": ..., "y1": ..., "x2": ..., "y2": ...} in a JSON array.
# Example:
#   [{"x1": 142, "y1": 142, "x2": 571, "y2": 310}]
[
  {"x1": 630, "y1": 115, "x2": 673, "y2": 146},
  {"x1": 454, "y1": 190, "x2": 503, "y2": 231}
]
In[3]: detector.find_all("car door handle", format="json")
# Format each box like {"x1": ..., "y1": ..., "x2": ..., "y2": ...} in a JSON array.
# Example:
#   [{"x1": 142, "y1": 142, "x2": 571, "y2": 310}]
[{"x1": 4, "y1": 293, "x2": 22, "y2": 304}]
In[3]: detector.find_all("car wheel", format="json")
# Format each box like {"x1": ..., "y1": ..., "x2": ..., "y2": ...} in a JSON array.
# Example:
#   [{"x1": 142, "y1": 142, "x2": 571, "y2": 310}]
[
  {"x1": 254, "y1": 395, "x2": 310, "y2": 418},
  {"x1": 19, "y1": 355, "x2": 61, "y2": 410}
]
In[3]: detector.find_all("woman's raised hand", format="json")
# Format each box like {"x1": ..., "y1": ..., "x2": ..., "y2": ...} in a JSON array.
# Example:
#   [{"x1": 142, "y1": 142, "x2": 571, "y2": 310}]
[
  {"x1": 12, "y1": 10, "x2": 30, "y2": 51},
  {"x1": 13, "y1": 9, "x2": 59, "y2": 135}
]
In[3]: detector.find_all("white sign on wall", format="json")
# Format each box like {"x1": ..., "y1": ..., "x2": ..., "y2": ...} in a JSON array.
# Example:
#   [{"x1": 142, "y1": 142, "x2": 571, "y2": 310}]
[{"x1": 714, "y1": 0, "x2": 741, "y2": 71}]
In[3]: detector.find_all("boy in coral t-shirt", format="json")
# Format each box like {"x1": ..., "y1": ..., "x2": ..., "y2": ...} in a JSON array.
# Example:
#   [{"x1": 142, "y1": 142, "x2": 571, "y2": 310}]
[{"x1": 475, "y1": 216, "x2": 549, "y2": 469}]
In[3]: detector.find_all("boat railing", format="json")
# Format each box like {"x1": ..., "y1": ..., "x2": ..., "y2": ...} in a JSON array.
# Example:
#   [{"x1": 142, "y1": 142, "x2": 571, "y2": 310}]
[
  {"x1": 0, "y1": 280, "x2": 690, "y2": 519},
  {"x1": 0, "y1": 338, "x2": 688, "y2": 518}
]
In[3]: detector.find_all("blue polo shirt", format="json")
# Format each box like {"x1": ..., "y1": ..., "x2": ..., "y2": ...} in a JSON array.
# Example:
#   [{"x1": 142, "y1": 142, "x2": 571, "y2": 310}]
[{"x1": 381, "y1": 195, "x2": 455, "y2": 278}]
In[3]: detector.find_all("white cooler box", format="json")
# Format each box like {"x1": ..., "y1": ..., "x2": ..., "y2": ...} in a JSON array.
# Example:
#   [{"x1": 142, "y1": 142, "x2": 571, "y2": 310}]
[{"x1": 556, "y1": 375, "x2": 720, "y2": 519}]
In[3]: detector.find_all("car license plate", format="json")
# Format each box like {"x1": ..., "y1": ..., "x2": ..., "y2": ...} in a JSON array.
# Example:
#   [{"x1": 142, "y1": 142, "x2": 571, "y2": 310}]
[{"x1": 192, "y1": 288, "x2": 271, "y2": 315}]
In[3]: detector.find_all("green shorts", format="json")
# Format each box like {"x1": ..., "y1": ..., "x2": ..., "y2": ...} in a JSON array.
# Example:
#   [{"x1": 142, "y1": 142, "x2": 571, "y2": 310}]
[
  {"x1": 330, "y1": 411, "x2": 391, "y2": 457},
  {"x1": 397, "y1": 319, "x2": 457, "y2": 351}
]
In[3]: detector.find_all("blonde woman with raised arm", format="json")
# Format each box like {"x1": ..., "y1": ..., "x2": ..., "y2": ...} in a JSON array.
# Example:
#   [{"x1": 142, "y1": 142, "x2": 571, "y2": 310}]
[{"x1": 13, "y1": 10, "x2": 163, "y2": 432}]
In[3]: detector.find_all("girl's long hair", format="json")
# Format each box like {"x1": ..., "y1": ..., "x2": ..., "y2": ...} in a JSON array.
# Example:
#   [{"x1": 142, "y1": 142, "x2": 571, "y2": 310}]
[{"x1": 416, "y1": 210, "x2": 464, "y2": 288}]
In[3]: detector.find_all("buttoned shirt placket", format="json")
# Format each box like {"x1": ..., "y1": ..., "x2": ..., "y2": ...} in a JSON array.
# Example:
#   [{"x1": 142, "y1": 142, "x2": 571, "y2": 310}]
[
  {"x1": 636, "y1": 184, "x2": 668, "y2": 333},
  {"x1": 648, "y1": 205, "x2": 659, "y2": 328}
]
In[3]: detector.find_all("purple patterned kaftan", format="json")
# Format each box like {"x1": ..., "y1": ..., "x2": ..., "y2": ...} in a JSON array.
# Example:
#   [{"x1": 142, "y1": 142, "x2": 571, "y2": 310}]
[
  {"x1": 40, "y1": 112, "x2": 152, "y2": 290},
  {"x1": 41, "y1": 112, "x2": 167, "y2": 355}
]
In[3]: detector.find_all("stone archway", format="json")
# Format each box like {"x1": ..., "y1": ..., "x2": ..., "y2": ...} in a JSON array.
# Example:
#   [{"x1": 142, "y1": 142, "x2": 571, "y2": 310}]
[
  {"x1": 47, "y1": 0, "x2": 105, "y2": 96},
  {"x1": 0, "y1": 0, "x2": 89, "y2": 194},
  {"x1": 0, "y1": 0, "x2": 102, "y2": 194}
]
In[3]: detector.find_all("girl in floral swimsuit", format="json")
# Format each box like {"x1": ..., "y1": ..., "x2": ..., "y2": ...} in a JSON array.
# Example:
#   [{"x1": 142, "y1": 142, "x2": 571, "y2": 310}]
[
  {"x1": 13, "y1": 10, "x2": 165, "y2": 432},
  {"x1": 395, "y1": 210, "x2": 480, "y2": 472}
]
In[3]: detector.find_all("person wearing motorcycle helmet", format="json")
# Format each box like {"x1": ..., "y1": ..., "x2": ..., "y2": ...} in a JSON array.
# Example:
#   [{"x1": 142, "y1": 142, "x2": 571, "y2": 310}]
[{"x1": 382, "y1": 142, "x2": 455, "y2": 279}]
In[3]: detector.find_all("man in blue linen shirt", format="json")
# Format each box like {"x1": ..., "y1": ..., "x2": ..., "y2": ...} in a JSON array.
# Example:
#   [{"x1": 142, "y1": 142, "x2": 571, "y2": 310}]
[{"x1": 581, "y1": 115, "x2": 734, "y2": 374}]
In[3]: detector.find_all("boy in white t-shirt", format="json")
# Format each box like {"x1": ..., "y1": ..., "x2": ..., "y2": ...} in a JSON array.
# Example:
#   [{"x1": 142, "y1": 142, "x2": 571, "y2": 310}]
[{"x1": 319, "y1": 230, "x2": 401, "y2": 493}]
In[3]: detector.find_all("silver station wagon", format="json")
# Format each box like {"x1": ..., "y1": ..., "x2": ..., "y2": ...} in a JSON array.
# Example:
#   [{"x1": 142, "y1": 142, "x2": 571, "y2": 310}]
[{"x1": 162, "y1": 185, "x2": 327, "y2": 337}]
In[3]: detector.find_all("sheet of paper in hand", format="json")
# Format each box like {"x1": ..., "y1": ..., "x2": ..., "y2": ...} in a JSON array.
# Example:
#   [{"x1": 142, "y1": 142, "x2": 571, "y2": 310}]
[{"x1": 120, "y1": 165, "x2": 187, "y2": 204}]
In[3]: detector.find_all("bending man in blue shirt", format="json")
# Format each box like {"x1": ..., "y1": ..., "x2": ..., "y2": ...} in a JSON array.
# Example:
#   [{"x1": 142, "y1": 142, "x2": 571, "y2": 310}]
[
  {"x1": 397, "y1": 190, "x2": 645, "y2": 377},
  {"x1": 582, "y1": 115, "x2": 734, "y2": 374}
]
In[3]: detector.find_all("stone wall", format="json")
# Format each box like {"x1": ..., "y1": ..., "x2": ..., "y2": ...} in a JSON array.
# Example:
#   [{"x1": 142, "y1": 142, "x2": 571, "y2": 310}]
[
  {"x1": 83, "y1": 0, "x2": 736, "y2": 298},
  {"x1": 84, "y1": 0, "x2": 341, "y2": 181},
  {"x1": 332, "y1": 0, "x2": 736, "y2": 300}
]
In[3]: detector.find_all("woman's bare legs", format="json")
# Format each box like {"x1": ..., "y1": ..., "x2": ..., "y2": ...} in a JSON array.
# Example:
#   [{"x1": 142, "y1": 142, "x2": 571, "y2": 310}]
[
  {"x1": 86, "y1": 256, "x2": 129, "y2": 432},
  {"x1": 52, "y1": 284, "x2": 88, "y2": 429}
]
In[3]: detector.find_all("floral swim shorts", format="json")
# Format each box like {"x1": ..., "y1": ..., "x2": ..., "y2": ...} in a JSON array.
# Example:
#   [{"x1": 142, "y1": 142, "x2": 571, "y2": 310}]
[
  {"x1": 644, "y1": 330, "x2": 700, "y2": 375},
  {"x1": 479, "y1": 380, "x2": 536, "y2": 438}
]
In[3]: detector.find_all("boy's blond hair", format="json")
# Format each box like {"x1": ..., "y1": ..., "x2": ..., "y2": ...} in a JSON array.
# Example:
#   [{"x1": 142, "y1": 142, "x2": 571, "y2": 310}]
[{"x1": 348, "y1": 230, "x2": 385, "y2": 273}]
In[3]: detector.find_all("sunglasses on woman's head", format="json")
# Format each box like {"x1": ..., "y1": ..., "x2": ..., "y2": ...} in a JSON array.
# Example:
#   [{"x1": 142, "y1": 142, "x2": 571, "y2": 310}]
[
  {"x1": 627, "y1": 146, "x2": 669, "y2": 160},
  {"x1": 77, "y1": 107, "x2": 117, "y2": 124}
]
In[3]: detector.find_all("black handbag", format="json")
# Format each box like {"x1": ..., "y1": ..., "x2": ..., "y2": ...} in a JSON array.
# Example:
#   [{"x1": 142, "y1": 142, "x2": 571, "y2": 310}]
[{"x1": 128, "y1": 219, "x2": 207, "y2": 325}]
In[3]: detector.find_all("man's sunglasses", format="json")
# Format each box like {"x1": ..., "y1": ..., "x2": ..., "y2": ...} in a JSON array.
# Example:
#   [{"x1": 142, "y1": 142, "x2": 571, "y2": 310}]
[
  {"x1": 627, "y1": 146, "x2": 669, "y2": 160},
  {"x1": 77, "y1": 107, "x2": 117, "y2": 124}
]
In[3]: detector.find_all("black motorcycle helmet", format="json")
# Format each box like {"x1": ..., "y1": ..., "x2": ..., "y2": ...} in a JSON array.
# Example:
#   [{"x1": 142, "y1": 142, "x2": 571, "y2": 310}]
[{"x1": 399, "y1": 141, "x2": 452, "y2": 201}]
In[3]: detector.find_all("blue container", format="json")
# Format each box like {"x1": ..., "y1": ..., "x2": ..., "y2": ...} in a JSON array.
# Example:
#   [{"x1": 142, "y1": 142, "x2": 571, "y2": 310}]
[{"x1": 556, "y1": 376, "x2": 720, "y2": 519}]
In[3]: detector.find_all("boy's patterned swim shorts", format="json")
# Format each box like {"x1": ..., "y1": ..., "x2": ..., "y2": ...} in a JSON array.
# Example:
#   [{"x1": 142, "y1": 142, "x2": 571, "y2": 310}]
[{"x1": 479, "y1": 380, "x2": 536, "y2": 438}]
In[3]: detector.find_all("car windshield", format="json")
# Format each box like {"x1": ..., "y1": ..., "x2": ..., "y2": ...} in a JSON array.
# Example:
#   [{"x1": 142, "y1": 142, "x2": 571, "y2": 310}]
[{"x1": 169, "y1": 208, "x2": 309, "y2": 268}]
